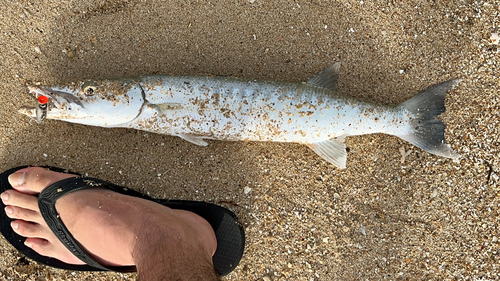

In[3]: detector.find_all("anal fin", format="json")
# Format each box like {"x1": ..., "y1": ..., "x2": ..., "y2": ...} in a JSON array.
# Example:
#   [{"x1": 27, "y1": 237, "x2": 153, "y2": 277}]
[
  {"x1": 335, "y1": 134, "x2": 346, "y2": 142},
  {"x1": 177, "y1": 134, "x2": 210, "y2": 146},
  {"x1": 306, "y1": 139, "x2": 347, "y2": 169}
]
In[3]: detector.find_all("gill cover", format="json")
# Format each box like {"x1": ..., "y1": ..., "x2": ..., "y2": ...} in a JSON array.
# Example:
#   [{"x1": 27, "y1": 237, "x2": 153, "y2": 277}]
[{"x1": 37, "y1": 80, "x2": 144, "y2": 127}]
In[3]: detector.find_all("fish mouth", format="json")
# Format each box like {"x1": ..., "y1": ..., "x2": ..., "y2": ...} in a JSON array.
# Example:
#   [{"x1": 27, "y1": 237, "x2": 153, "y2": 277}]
[
  {"x1": 17, "y1": 106, "x2": 37, "y2": 118},
  {"x1": 20, "y1": 81, "x2": 145, "y2": 126},
  {"x1": 28, "y1": 86, "x2": 83, "y2": 108},
  {"x1": 18, "y1": 86, "x2": 84, "y2": 120}
]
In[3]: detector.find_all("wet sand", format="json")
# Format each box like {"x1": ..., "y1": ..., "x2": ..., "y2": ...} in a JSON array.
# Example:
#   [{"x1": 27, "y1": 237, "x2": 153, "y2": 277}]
[{"x1": 0, "y1": 0, "x2": 499, "y2": 280}]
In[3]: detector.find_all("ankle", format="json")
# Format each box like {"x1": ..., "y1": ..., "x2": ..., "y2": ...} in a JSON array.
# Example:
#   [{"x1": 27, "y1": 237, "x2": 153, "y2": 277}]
[
  {"x1": 174, "y1": 210, "x2": 218, "y2": 257},
  {"x1": 131, "y1": 214, "x2": 217, "y2": 279},
  {"x1": 133, "y1": 228, "x2": 217, "y2": 280}
]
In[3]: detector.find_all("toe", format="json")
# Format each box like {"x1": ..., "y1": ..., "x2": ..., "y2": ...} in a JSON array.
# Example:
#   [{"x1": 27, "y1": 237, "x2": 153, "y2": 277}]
[
  {"x1": 11, "y1": 220, "x2": 46, "y2": 238},
  {"x1": 24, "y1": 237, "x2": 49, "y2": 251},
  {"x1": 1, "y1": 190, "x2": 39, "y2": 211},
  {"x1": 5, "y1": 206, "x2": 43, "y2": 224},
  {"x1": 8, "y1": 167, "x2": 77, "y2": 194},
  {"x1": 25, "y1": 237, "x2": 86, "y2": 265},
  {"x1": 24, "y1": 238, "x2": 55, "y2": 259}
]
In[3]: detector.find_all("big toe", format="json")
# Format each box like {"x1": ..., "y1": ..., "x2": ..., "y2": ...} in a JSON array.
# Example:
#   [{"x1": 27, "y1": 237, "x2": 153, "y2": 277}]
[{"x1": 8, "y1": 167, "x2": 77, "y2": 195}]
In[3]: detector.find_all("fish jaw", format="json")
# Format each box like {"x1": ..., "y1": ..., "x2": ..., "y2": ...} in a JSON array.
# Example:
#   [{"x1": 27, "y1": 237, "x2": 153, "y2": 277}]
[
  {"x1": 18, "y1": 106, "x2": 36, "y2": 117},
  {"x1": 21, "y1": 80, "x2": 145, "y2": 127}
]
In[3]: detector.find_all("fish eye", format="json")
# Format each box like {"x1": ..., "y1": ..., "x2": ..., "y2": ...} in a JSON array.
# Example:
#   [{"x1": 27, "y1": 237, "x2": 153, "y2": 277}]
[{"x1": 81, "y1": 81, "x2": 98, "y2": 96}]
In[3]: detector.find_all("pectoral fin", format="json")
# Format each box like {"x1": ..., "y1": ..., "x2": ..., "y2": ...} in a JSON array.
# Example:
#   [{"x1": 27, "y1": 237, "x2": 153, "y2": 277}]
[
  {"x1": 307, "y1": 139, "x2": 347, "y2": 169},
  {"x1": 306, "y1": 63, "x2": 341, "y2": 91},
  {"x1": 177, "y1": 134, "x2": 210, "y2": 146}
]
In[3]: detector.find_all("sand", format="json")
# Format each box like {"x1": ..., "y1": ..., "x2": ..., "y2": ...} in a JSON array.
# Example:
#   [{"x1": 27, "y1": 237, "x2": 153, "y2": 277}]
[{"x1": 0, "y1": 0, "x2": 499, "y2": 280}]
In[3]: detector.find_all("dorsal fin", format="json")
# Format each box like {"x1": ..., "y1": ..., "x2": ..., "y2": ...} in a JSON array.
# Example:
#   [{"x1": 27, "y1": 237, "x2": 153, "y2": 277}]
[{"x1": 306, "y1": 63, "x2": 341, "y2": 91}]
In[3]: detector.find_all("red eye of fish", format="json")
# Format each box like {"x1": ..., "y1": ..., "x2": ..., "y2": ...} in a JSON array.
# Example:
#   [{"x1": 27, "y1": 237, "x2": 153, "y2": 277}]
[{"x1": 38, "y1": 95, "x2": 49, "y2": 104}]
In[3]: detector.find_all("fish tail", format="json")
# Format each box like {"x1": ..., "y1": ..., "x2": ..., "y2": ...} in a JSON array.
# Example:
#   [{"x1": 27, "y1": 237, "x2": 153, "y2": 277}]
[{"x1": 396, "y1": 79, "x2": 461, "y2": 160}]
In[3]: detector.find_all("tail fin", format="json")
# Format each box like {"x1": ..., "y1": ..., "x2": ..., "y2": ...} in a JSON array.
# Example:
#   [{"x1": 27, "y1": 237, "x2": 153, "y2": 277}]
[{"x1": 397, "y1": 79, "x2": 461, "y2": 160}]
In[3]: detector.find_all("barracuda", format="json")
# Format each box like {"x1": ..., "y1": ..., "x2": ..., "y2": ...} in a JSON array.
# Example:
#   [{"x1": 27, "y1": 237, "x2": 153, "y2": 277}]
[{"x1": 20, "y1": 63, "x2": 460, "y2": 168}]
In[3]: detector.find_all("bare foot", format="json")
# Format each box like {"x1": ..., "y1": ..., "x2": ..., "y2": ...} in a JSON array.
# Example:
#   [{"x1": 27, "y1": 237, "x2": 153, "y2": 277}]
[{"x1": 1, "y1": 167, "x2": 217, "y2": 273}]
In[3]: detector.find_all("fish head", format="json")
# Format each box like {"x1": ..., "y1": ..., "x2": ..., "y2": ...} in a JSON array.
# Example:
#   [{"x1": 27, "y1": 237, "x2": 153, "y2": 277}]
[{"x1": 19, "y1": 79, "x2": 144, "y2": 127}]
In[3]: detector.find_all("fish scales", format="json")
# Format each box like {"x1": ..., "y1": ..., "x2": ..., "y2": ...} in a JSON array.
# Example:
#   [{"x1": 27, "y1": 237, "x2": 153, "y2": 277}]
[
  {"x1": 21, "y1": 63, "x2": 460, "y2": 168},
  {"x1": 132, "y1": 76, "x2": 406, "y2": 143}
]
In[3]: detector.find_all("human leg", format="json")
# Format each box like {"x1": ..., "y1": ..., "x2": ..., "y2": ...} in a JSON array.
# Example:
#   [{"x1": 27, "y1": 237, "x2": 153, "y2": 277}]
[{"x1": 1, "y1": 167, "x2": 223, "y2": 280}]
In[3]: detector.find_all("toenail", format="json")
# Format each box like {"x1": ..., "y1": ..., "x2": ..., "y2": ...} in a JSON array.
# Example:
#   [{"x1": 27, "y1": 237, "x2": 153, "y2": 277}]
[
  {"x1": 11, "y1": 222, "x2": 18, "y2": 229},
  {"x1": 1, "y1": 192, "x2": 9, "y2": 201},
  {"x1": 8, "y1": 172, "x2": 26, "y2": 187},
  {"x1": 24, "y1": 241, "x2": 32, "y2": 247},
  {"x1": 5, "y1": 206, "x2": 13, "y2": 214}
]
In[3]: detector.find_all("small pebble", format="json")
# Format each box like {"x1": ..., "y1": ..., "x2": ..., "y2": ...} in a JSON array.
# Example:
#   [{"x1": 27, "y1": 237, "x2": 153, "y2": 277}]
[
  {"x1": 430, "y1": 189, "x2": 438, "y2": 198},
  {"x1": 244, "y1": 186, "x2": 252, "y2": 194},
  {"x1": 63, "y1": 47, "x2": 74, "y2": 58},
  {"x1": 490, "y1": 33, "x2": 499, "y2": 45}
]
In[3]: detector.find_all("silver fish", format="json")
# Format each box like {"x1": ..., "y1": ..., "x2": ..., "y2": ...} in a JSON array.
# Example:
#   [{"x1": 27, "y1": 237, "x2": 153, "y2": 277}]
[{"x1": 20, "y1": 63, "x2": 460, "y2": 168}]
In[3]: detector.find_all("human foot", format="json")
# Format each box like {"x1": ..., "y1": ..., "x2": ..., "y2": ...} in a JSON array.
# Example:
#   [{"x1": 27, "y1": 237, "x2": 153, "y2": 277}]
[{"x1": 0, "y1": 167, "x2": 217, "y2": 270}]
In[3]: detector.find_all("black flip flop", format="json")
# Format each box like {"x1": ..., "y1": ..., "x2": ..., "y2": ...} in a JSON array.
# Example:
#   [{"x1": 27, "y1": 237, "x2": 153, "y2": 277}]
[{"x1": 0, "y1": 166, "x2": 245, "y2": 276}]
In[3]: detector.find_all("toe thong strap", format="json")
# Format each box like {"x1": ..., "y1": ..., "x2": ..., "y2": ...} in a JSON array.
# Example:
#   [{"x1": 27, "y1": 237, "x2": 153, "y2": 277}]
[{"x1": 38, "y1": 177, "x2": 137, "y2": 272}]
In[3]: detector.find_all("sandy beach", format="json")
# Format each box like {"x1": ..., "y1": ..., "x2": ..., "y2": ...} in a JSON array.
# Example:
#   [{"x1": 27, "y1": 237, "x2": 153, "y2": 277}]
[{"x1": 0, "y1": 0, "x2": 499, "y2": 280}]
